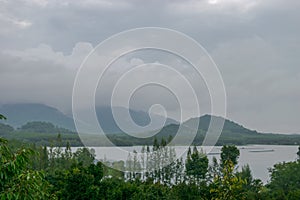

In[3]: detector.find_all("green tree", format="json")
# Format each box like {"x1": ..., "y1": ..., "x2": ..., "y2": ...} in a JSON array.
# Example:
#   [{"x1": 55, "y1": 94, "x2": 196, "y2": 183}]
[
  {"x1": 171, "y1": 182, "x2": 202, "y2": 200},
  {"x1": 268, "y1": 161, "x2": 300, "y2": 199},
  {"x1": 185, "y1": 146, "x2": 209, "y2": 184},
  {"x1": 220, "y1": 145, "x2": 240, "y2": 167},
  {"x1": 58, "y1": 166, "x2": 98, "y2": 200},
  {"x1": 209, "y1": 157, "x2": 221, "y2": 182},
  {"x1": 237, "y1": 164, "x2": 263, "y2": 200},
  {"x1": 210, "y1": 160, "x2": 246, "y2": 200},
  {"x1": 73, "y1": 147, "x2": 95, "y2": 167},
  {"x1": 0, "y1": 138, "x2": 54, "y2": 199}
]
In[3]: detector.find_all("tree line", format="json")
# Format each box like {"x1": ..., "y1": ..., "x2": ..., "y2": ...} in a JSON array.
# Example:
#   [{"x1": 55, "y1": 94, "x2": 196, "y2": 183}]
[
  {"x1": 1, "y1": 114, "x2": 300, "y2": 199},
  {"x1": 1, "y1": 136, "x2": 300, "y2": 199}
]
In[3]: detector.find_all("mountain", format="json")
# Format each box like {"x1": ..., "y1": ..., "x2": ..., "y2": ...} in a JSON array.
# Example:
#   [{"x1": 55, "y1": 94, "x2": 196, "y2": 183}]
[
  {"x1": 156, "y1": 114, "x2": 258, "y2": 135},
  {"x1": 1, "y1": 105, "x2": 300, "y2": 146},
  {"x1": 183, "y1": 114, "x2": 259, "y2": 135},
  {"x1": 96, "y1": 106, "x2": 178, "y2": 133},
  {"x1": 0, "y1": 103, "x2": 76, "y2": 130},
  {"x1": 0, "y1": 103, "x2": 179, "y2": 133},
  {"x1": 91, "y1": 114, "x2": 300, "y2": 146},
  {"x1": 146, "y1": 114, "x2": 263, "y2": 145}
]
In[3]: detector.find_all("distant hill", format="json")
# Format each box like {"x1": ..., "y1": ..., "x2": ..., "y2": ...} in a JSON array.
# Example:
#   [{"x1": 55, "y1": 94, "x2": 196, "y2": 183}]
[
  {"x1": 0, "y1": 103, "x2": 179, "y2": 133},
  {"x1": 184, "y1": 114, "x2": 259, "y2": 135},
  {"x1": 147, "y1": 114, "x2": 259, "y2": 137},
  {"x1": 19, "y1": 121, "x2": 74, "y2": 134},
  {"x1": 96, "y1": 106, "x2": 178, "y2": 133},
  {"x1": 121, "y1": 114, "x2": 262, "y2": 145},
  {"x1": 151, "y1": 115, "x2": 300, "y2": 146},
  {"x1": 0, "y1": 103, "x2": 76, "y2": 130},
  {"x1": 1, "y1": 109, "x2": 300, "y2": 146}
]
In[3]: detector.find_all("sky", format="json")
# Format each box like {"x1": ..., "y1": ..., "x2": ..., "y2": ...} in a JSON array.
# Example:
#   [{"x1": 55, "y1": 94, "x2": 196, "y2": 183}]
[{"x1": 0, "y1": 0, "x2": 299, "y2": 133}]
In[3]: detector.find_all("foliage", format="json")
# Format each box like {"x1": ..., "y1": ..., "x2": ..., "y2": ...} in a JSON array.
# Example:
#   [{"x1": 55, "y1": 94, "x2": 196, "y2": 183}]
[
  {"x1": 267, "y1": 161, "x2": 300, "y2": 199},
  {"x1": 210, "y1": 160, "x2": 246, "y2": 200},
  {"x1": 0, "y1": 137, "x2": 54, "y2": 200},
  {"x1": 20, "y1": 121, "x2": 74, "y2": 134},
  {"x1": 220, "y1": 145, "x2": 240, "y2": 167},
  {"x1": 236, "y1": 164, "x2": 263, "y2": 200},
  {"x1": 185, "y1": 146, "x2": 209, "y2": 184}
]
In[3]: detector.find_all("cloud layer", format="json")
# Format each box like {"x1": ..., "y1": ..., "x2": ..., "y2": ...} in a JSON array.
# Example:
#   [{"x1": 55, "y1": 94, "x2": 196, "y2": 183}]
[{"x1": 0, "y1": 0, "x2": 299, "y2": 133}]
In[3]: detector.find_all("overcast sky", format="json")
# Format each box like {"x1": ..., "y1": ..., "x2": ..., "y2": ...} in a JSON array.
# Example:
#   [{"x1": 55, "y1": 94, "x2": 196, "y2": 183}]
[{"x1": 0, "y1": 0, "x2": 299, "y2": 133}]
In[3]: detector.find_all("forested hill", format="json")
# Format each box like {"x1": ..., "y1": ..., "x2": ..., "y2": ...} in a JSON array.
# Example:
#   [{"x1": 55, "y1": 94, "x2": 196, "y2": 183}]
[
  {"x1": 124, "y1": 115, "x2": 300, "y2": 146},
  {"x1": 1, "y1": 104, "x2": 300, "y2": 146},
  {"x1": 185, "y1": 114, "x2": 259, "y2": 134},
  {"x1": 0, "y1": 103, "x2": 76, "y2": 130}
]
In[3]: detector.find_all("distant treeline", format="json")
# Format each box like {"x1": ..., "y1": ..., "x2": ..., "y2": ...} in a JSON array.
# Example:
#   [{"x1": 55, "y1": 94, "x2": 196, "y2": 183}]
[{"x1": 1, "y1": 121, "x2": 300, "y2": 146}]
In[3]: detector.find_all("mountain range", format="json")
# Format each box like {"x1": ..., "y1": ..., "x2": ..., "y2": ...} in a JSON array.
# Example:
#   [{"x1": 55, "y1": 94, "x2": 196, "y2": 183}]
[
  {"x1": 0, "y1": 103, "x2": 178, "y2": 133},
  {"x1": 1, "y1": 103, "x2": 299, "y2": 146}
]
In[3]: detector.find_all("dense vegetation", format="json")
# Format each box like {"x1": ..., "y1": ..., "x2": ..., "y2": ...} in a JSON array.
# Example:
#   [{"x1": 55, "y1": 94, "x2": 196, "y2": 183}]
[
  {"x1": 0, "y1": 122, "x2": 82, "y2": 146},
  {"x1": 1, "y1": 135, "x2": 300, "y2": 199}
]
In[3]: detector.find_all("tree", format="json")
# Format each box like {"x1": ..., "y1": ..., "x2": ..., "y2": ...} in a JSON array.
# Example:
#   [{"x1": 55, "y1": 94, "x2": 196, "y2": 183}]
[
  {"x1": 268, "y1": 161, "x2": 300, "y2": 198},
  {"x1": 237, "y1": 164, "x2": 263, "y2": 199},
  {"x1": 210, "y1": 160, "x2": 246, "y2": 200},
  {"x1": 0, "y1": 138, "x2": 54, "y2": 199},
  {"x1": 220, "y1": 145, "x2": 240, "y2": 167},
  {"x1": 185, "y1": 146, "x2": 209, "y2": 184},
  {"x1": 238, "y1": 165, "x2": 253, "y2": 188},
  {"x1": 209, "y1": 156, "x2": 221, "y2": 182},
  {"x1": 73, "y1": 147, "x2": 95, "y2": 167},
  {"x1": 58, "y1": 166, "x2": 98, "y2": 200},
  {"x1": 170, "y1": 182, "x2": 202, "y2": 200}
]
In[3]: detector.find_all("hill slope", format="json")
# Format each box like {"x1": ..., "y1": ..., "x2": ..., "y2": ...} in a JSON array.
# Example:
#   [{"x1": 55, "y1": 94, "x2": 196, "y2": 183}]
[
  {"x1": 96, "y1": 106, "x2": 178, "y2": 133},
  {"x1": 0, "y1": 103, "x2": 76, "y2": 130},
  {"x1": 0, "y1": 103, "x2": 178, "y2": 133},
  {"x1": 1, "y1": 104, "x2": 300, "y2": 146}
]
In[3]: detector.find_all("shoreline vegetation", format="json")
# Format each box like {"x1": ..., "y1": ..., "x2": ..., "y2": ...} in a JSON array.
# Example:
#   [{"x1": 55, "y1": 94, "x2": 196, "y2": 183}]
[
  {"x1": 2, "y1": 134, "x2": 300, "y2": 199},
  {"x1": 1, "y1": 120, "x2": 300, "y2": 147}
]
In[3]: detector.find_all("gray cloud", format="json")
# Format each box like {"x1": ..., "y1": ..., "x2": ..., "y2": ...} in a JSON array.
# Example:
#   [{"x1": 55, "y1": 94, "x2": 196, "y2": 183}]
[{"x1": 0, "y1": 0, "x2": 299, "y2": 133}]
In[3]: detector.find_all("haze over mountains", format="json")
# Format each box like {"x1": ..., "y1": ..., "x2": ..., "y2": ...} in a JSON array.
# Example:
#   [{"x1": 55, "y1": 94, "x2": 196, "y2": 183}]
[
  {"x1": 0, "y1": 103, "x2": 178, "y2": 133},
  {"x1": 0, "y1": 103, "x2": 253, "y2": 133},
  {"x1": 1, "y1": 103, "x2": 300, "y2": 146},
  {"x1": 0, "y1": 103, "x2": 75, "y2": 130},
  {"x1": 1, "y1": 103, "x2": 297, "y2": 135}
]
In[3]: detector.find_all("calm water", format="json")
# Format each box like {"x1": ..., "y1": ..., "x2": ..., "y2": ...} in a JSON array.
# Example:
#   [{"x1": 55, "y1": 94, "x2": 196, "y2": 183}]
[{"x1": 74, "y1": 145, "x2": 298, "y2": 183}]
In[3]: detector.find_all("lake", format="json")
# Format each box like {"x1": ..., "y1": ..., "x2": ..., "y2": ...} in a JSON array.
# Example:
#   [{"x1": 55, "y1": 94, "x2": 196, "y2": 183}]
[{"x1": 74, "y1": 145, "x2": 299, "y2": 183}]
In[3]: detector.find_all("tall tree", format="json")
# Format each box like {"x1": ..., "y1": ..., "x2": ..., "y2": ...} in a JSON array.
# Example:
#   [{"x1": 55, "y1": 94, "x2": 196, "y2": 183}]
[
  {"x1": 210, "y1": 160, "x2": 246, "y2": 200},
  {"x1": 185, "y1": 146, "x2": 209, "y2": 184},
  {"x1": 220, "y1": 145, "x2": 240, "y2": 167}
]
